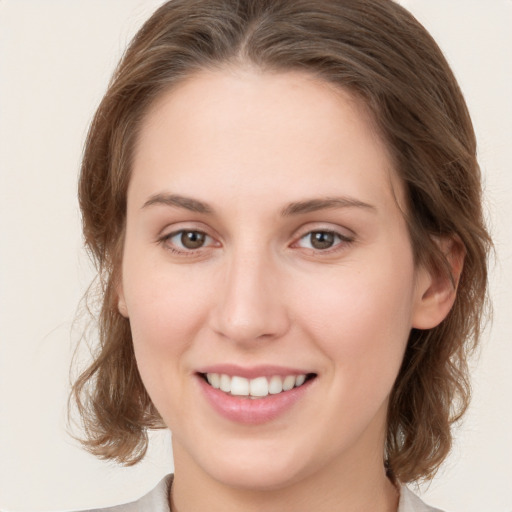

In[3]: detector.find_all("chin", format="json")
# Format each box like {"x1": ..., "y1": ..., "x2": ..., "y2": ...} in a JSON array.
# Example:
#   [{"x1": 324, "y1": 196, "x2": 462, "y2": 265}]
[
  {"x1": 209, "y1": 458, "x2": 308, "y2": 492},
  {"x1": 179, "y1": 433, "x2": 315, "y2": 492}
]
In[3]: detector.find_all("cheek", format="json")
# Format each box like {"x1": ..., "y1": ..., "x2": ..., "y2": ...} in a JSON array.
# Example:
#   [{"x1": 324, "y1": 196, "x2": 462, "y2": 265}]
[
  {"x1": 122, "y1": 240, "x2": 209, "y2": 341},
  {"x1": 120, "y1": 255, "x2": 212, "y2": 398},
  {"x1": 294, "y1": 257, "x2": 416, "y2": 386}
]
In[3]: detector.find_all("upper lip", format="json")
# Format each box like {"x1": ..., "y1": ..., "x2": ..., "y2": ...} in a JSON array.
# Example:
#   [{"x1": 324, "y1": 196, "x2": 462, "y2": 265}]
[{"x1": 196, "y1": 364, "x2": 315, "y2": 379}]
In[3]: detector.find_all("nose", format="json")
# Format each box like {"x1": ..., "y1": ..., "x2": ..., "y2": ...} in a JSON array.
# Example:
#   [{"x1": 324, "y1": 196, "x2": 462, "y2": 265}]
[{"x1": 209, "y1": 248, "x2": 290, "y2": 345}]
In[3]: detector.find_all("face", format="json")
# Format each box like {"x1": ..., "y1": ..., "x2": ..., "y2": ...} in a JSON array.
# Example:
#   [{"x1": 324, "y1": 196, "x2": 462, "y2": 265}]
[{"x1": 119, "y1": 69, "x2": 435, "y2": 490}]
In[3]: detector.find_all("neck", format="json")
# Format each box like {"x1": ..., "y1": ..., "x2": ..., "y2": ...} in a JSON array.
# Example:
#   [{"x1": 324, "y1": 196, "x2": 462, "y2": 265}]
[{"x1": 169, "y1": 442, "x2": 399, "y2": 512}]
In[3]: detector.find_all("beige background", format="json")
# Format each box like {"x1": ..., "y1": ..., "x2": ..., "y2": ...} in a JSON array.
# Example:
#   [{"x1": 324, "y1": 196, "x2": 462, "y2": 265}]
[{"x1": 0, "y1": 1, "x2": 510, "y2": 510}]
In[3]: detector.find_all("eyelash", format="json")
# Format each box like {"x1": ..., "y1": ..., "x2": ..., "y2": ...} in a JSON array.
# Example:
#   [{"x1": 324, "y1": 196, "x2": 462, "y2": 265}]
[
  {"x1": 158, "y1": 229, "x2": 216, "y2": 257},
  {"x1": 158, "y1": 228, "x2": 354, "y2": 256},
  {"x1": 294, "y1": 230, "x2": 354, "y2": 253}
]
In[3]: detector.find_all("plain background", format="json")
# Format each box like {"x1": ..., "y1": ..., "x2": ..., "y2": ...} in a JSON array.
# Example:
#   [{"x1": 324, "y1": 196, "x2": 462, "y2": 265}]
[{"x1": 0, "y1": 1, "x2": 511, "y2": 511}]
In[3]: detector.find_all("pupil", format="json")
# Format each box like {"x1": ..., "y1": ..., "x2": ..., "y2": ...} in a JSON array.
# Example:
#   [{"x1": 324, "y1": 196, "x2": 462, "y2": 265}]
[
  {"x1": 311, "y1": 231, "x2": 334, "y2": 249},
  {"x1": 181, "y1": 231, "x2": 205, "y2": 249}
]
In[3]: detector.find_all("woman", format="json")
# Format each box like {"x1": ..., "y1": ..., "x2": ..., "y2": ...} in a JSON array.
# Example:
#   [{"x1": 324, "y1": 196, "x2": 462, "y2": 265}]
[{"x1": 71, "y1": 1, "x2": 491, "y2": 511}]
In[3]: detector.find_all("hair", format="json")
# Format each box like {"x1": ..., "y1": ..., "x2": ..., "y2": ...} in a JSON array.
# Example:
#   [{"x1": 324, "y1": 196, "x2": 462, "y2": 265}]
[{"x1": 70, "y1": 0, "x2": 491, "y2": 482}]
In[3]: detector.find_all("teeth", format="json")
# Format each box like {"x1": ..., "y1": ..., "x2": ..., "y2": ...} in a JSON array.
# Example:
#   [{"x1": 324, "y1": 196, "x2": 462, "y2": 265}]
[
  {"x1": 206, "y1": 373, "x2": 220, "y2": 389},
  {"x1": 295, "y1": 374, "x2": 306, "y2": 387},
  {"x1": 220, "y1": 374, "x2": 231, "y2": 393},
  {"x1": 282, "y1": 375, "x2": 295, "y2": 391},
  {"x1": 268, "y1": 375, "x2": 283, "y2": 394},
  {"x1": 205, "y1": 373, "x2": 309, "y2": 398},
  {"x1": 230, "y1": 376, "x2": 249, "y2": 396},
  {"x1": 249, "y1": 376, "x2": 268, "y2": 397}
]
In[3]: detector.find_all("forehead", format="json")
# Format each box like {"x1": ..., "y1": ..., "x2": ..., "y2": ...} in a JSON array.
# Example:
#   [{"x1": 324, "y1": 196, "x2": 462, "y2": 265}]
[{"x1": 130, "y1": 68, "x2": 403, "y2": 213}]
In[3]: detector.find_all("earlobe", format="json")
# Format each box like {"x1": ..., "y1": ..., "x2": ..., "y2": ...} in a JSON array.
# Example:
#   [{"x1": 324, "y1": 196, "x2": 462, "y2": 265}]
[
  {"x1": 412, "y1": 237, "x2": 465, "y2": 330},
  {"x1": 117, "y1": 282, "x2": 129, "y2": 318}
]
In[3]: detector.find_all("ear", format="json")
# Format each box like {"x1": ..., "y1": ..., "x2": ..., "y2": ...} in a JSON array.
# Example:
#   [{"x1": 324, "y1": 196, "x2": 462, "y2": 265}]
[
  {"x1": 412, "y1": 236, "x2": 465, "y2": 329},
  {"x1": 117, "y1": 280, "x2": 129, "y2": 318}
]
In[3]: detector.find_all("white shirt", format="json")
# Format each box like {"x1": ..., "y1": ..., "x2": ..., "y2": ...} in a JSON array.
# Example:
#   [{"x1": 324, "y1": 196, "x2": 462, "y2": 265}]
[{"x1": 83, "y1": 474, "x2": 444, "y2": 512}]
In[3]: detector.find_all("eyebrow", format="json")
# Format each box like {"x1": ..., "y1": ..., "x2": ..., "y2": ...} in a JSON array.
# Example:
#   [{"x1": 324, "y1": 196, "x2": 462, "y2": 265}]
[
  {"x1": 142, "y1": 193, "x2": 213, "y2": 214},
  {"x1": 281, "y1": 197, "x2": 376, "y2": 216},
  {"x1": 142, "y1": 193, "x2": 376, "y2": 216}
]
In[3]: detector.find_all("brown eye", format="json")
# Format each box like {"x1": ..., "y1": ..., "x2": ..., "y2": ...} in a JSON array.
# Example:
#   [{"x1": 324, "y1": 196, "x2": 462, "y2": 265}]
[
  {"x1": 296, "y1": 230, "x2": 350, "y2": 251},
  {"x1": 180, "y1": 230, "x2": 206, "y2": 249},
  {"x1": 163, "y1": 229, "x2": 214, "y2": 252},
  {"x1": 310, "y1": 231, "x2": 335, "y2": 249}
]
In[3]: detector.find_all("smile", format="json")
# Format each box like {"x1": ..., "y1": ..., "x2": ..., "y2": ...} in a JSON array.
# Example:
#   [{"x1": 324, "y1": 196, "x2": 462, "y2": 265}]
[
  {"x1": 203, "y1": 373, "x2": 311, "y2": 398},
  {"x1": 197, "y1": 367, "x2": 317, "y2": 424}
]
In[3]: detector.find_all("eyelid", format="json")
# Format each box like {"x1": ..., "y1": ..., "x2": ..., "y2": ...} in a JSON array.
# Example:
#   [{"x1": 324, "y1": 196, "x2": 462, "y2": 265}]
[
  {"x1": 292, "y1": 222, "x2": 355, "y2": 241},
  {"x1": 157, "y1": 226, "x2": 221, "y2": 255},
  {"x1": 290, "y1": 224, "x2": 355, "y2": 252},
  {"x1": 156, "y1": 223, "x2": 355, "y2": 255},
  {"x1": 156, "y1": 219, "x2": 220, "y2": 242}
]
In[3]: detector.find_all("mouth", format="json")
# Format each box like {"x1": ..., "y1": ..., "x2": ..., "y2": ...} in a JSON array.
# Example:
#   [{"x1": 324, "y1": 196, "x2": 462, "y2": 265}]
[
  {"x1": 199, "y1": 372, "x2": 317, "y2": 399},
  {"x1": 195, "y1": 364, "x2": 318, "y2": 424}
]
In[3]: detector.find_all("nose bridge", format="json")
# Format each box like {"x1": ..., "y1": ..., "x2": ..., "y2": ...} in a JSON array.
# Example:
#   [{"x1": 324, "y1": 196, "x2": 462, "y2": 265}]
[{"x1": 211, "y1": 243, "x2": 289, "y2": 343}]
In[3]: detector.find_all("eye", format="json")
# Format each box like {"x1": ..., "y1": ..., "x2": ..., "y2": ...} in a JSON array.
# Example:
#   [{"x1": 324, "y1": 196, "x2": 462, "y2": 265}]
[
  {"x1": 296, "y1": 230, "x2": 350, "y2": 251},
  {"x1": 163, "y1": 230, "x2": 214, "y2": 251}
]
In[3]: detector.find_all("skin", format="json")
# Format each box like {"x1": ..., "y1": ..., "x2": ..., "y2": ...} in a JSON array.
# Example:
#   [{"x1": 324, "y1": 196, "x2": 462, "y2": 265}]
[{"x1": 118, "y1": 68, "x2": 456, "y2": 512}]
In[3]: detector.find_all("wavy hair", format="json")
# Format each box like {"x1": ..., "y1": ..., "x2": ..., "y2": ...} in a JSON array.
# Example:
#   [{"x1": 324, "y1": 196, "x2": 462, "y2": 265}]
[{"x1": 70, "y1": 0, "x2": 491, "y2": 482}]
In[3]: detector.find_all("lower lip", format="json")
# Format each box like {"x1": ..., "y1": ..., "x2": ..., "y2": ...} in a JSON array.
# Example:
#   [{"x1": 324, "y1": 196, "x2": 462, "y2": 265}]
[{"x1": 197, "y1": 376, "x2": 314, "y2": 425}]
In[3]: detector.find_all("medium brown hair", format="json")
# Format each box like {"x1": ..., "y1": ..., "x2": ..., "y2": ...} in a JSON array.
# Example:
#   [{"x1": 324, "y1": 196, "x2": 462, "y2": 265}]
[{"x1": 71, "y1": 0, "x2": 491, "y2": 482}]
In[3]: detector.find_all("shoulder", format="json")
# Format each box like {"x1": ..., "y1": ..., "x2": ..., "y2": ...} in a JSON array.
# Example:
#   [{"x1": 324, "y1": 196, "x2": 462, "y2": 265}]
[
  {"x1": 399, "y1": 485, "x2": 445, "y2": 512},
  {"x1": 80, "y1": 475, "x2": 172, "y2": 512}
]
